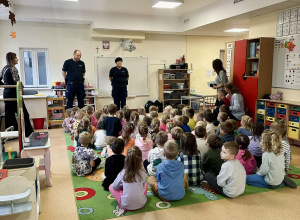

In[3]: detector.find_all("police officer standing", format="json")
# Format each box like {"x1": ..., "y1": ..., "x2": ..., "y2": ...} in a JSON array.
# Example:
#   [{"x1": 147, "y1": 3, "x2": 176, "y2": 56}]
[
  {"x1": 109, "y1": 57, "x2": 129, "y2": 110},
  {"x1": 62, "y1": 50, "x2": 86, "y2": 109}
]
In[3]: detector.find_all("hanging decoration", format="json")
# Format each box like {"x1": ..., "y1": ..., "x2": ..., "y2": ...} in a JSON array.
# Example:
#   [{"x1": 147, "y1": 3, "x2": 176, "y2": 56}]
[{"x1": 0, "y1": 0, "x2": 17, "y2": 38}]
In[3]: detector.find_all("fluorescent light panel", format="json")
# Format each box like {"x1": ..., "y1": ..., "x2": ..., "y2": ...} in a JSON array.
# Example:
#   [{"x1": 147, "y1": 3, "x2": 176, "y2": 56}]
[
  {"x1": 224, "y1": 28, "x2": 249, "y2": 32},
  {"x1": 152, "y1": 0, "x2": 183, "y2": 9}
]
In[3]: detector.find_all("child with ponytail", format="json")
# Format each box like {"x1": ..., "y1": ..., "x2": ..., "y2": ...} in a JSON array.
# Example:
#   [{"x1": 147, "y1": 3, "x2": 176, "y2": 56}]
[
  {"x1": 235, "y1": 134, "x2": 257, "y2": 175},
  {"x1": 130, "y1": 111, "x2": 140, "y2": 139},
  {"x1": 238, "y1": 115, "x2": 253, "y2": 136},
  {"x1": 119, "y1": 123, "x2": 135, "y2": 156},
  {"x1": 109, "y1": 146, "x2": 148, "y2": 210},
  {"x1": 135, "y1": 122, "x2": 153, "y2": 161}
]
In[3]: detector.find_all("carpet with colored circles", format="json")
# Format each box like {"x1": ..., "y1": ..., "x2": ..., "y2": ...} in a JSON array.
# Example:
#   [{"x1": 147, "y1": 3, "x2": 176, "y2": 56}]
[{"x1": 65, "y1": 133, "x2": 300, "y2": 220}]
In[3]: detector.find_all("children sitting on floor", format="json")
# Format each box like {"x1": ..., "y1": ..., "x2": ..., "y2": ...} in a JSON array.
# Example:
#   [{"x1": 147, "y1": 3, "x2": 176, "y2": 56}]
[
  {"x1": 204, "y1": 111, "x2": 215, "y2": 136},
  {"x1": 202, "y1": 141, "x2": 246, "y2": 198},
  {"x1": 73, "y1": 109, "x2": 85, "y2": 143},
  {"x1": 102, "y1": 138, "x2": 126, "y2": 191},
  {"x1": 195, "y1": 126, "x2": 208, "y2": 161},
  {"x1": 130, "y1": 111, "x2": 140, "y2": 139},
  {"x1": 86, "y1": 105, "x2": 98, "y2": 128},
  {"x1": 178, "y1": 132, "x2": 204, "y2": 186},
  {"x1": 124, "y1": 108, "x2": 132, "y2": 123},
  {"x1": 103, "y1": 104, "x2": 122, "y2": 137},
  {"x1": 238, "y1": 115, "x2": 253, "y2": 136},
  {"x1": 227, "y1": 119, "x2": 239, "y2": 137},
  {"x1": 235, "y1": 134, "x2": 257, "y2": 175},
  {"x1": 75, "y1": 116, "x2": 93, "y2": 148},
  {"x1": 187, "y1": 108, "x2": 196, "y2": 131},
  {"x1": 248, "y1": 122, "x2": 264, "y2": 168},
  {"x1": 159, "y1": 113, "x2": 170, "y2": 132},
  {"x1": 171, "y1": 126, "x2": 184, "y2": 151},
  {"x1": 174, "y1": 115, "x2": 184, "y2": 128},
  {"x1": 94, "y1": 109, "x2": 102, "y2": 121},
  {"x1": 201, "y1": 134, "x2": 224, "y2": 176},
  {"x1": 213, "y1": 90, "x2": 230, "y2": 122},
  {"x1": 135, "y1": 122, "x2": 153, "y2": 162},
  {"x1": 148, "y1": 140, "x2": 188, "y2": 201},
  {"x1": 181, "y1": 115, "x2": 191, "y2": 132},
  {"x1": 109, "y1": 146, "x2": 148, "y2": 210},
  {"x1": 72, "y1": 132, "x2": 101, "y2": 177},
  {"x1": 149, "y1": 118, "x2": 160, "y2": 144},
  {"x1": 119, "y1": 123, "x2": 135, "y2": 156},
  {"x1": 166, "y1": 122, "x2": 175, "y2": 140},
  {"x1": 62, "y1": 109, "x2": 71, "y2": 133},
  {"x1": 220, "y1": 121, "x2": 235, "y2": 143},
  {"x1": 138, "y1": 107, "x2": 146, "y2": 123},
  {"x1": 144, "y1": 131, "x2": 168, "y2": 176},
  {"x1": 216, "y1": 112, "x2": 228, "y2": 136},
  {"x1": 93, "y1": 119, "x2": 106, "y2": 150},
  {"x1": 170, "y1": 108, "x2": 179, "y2": 122},
  {"x1": 117, "y1": 110, "x2": 126, "y2": 136}
]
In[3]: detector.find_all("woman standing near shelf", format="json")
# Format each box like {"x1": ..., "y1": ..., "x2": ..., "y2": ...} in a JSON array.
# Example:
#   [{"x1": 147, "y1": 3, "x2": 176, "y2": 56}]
[
  {"x1": 212, "y1": 59, "x2": 228, "y2": 92},
  {"x1": 0, "y1": 52, "x2": 34, "y2": 137},
  {"x1": 224, "y1": 82, "x2": 245, "y2": 121}
]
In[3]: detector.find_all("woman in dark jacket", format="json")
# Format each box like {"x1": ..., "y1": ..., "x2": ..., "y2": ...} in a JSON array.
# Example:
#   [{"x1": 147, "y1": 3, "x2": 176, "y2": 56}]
[{"x1": 1, "y1": 52, "x2": 33, "y2": 137}]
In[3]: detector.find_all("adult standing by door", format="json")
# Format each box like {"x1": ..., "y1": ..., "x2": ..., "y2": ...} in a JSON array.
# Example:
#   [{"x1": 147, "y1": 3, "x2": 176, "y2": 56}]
[
  {"x1": 62, "y1": 50, "x2": 86, "y2": 109},
  {"x1": 212, "y1": 59, "x2": 228, "y2": 92},
  {"x1": 109, "y1": 57, "x2": 129, "y2": 110},
  {"x1": 0, "y1": 52, "x2": 34, "y2": 137}
]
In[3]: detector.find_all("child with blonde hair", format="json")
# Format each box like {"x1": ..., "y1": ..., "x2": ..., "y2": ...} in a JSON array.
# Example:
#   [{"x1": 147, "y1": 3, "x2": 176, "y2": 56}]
[
  {"x1": 150, "y1": 118, "x2": 160, "y2": 144},
  {"x1": 196, "y1": 111, "x2": 204, "y2": 123},
  {"x1": 235, "y1": 134, "x2": 256, "y2": 175},
  {"x1": 166, "y1": 122, "x2": 175, "y2": 140},
  {"x1": 171, "y1": 126, "x2": 184, "y2": 150},
  {"x1": 170, "y1": 108, "x2": 179, "y2": 122},
  {"x1": 69, "y1": 107, "x2": 79, "y2": 135},
  {"x1": 246, "y1": 130, "x2": 287, "y2": 188},
  {"x1": 271, "y1": 120, "x2": 291, "y2": 172},
  {"x1": 238, "y1": 115, "x2": 253, "y2": 136},
  {"x1": 216, "y1": 112, "x2": 228, "y2": 136},
  {"x1": 164, "y1": 105, "x2": 172, "y2": 114},
  {"x1": 86, "y1": 105, "x2": 98, "y2": 127},
  {"x1": 94, "y1": 109, "x2": 102, "y2": 121},
  {"x1": 93, "y1": 119, "x2": 106, "y2": 150},
  {"x1": 102, "y1": 105, "x2": 109, "y2": 115},
  {"x1": 73, "y1": 110, "x2": 86, "y2": 146},
  {"x1": 119, "y1": 123, "x2": 135, "y2": 156},
  {"x1": 130, "y1": 111, "x2": 140, "y2": 139},
  {"x1": 62, "y1": 109, "x2": 72, "y2": 133},
  {"x1": 159, "y1": 113, "x2": 170, "y2": 132},
  {"x1": 149, "y1": 111, "x2": 158, "y2": 120},
  {"x1": 138, "y1": 107, "x2": 146, "y2": 123},
  {"x1": 109, "y1": 146, "x2": 148, "y2": 210},
  {"x1": 72, "y1": 132, "x2": 101, "y2": 176},
  {"x1": 178, "y1": 133, "x2": 204, "y2": 186},
  {"x1": 75, "y1": 116, "x2": 93, "y2": 148},
  {"x1": 147, "y1": 105, "x2": 158, "y2": 116},
  {"x1": 117, "y1": 110, "x2": 126, "y2": 136},
  {"x1": 135, "y1": 122, "x2": 153, "y2": 161},
  {"x1": 174, "y1": 115, "x2": 183, "y2": 128}
]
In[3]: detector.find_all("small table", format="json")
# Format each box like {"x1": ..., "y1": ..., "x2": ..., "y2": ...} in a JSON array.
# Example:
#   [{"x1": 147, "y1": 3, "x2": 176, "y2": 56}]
[
  {"x1": 21, "y1": 139, "x2": 52, "y2": 187},
  {"x1": 181, "y1": 94, "x2": 216, "y2": 110}
]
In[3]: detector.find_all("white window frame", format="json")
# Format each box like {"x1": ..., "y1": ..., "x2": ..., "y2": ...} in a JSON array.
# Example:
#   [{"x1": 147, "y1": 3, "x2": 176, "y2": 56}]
[{"x1": 19, "y1": 48, "x2": 50, "y2": 88}]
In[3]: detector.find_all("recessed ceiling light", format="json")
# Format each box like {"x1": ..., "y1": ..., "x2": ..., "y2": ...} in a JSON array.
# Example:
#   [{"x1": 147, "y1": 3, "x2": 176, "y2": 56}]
[
  {"x1": 224, "y1": 28, "x2": 249, "y2": 32},
  {"x1": 63, "y1": 0, "x2": 78, "y2": 2},
  {"x1": 152, "y1": 0, "x2": 183, "y2": 9}
]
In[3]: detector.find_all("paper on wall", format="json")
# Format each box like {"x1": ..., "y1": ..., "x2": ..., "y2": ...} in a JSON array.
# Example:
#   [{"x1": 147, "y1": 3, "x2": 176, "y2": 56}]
[
  {"x1": 206, "y1": 69, "x2": 212, "y2": 78},
  {"x1": 285, "y1": 53, "x2": 300, "y2": 69},
  {"x1": 284, "y1": 69, "x2": 300, "y2": 85}
]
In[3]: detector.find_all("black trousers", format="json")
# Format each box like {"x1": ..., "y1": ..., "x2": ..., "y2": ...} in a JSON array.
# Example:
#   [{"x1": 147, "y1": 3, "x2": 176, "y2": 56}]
[
  {"x1": 5, "y1": 99, "x2": 34, "y2": 137},
  {"x1": 205, "y1": 173, "x2": 228, "y2": 198},
  {"x1": 66, "y1": 82, "x2": 86, "y2": 109},
  {"x1": 112, "y1": 85, "x2": 127, "y2": 110},
  {"x1": 91, "y1": 157, "x2": 102, "y2": 172}
]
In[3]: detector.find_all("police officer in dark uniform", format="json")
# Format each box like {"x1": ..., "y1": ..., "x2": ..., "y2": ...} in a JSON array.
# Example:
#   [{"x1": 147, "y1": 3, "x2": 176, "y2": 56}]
[
  {"x1": 62, "y1": 50, "x2": 86, "y2": 109},
  {"x1": 0, "y1": 52, "x2": 34, "y2": 137},
  {"x1": 109, "y1": 57, "x2": 129, "y2": 110}
]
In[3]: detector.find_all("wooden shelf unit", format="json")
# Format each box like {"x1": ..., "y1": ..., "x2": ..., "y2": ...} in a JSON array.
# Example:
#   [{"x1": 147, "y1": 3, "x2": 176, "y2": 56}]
[
  {"x1": 158, "y1": 69, "x2": 191, "y2": 109},
  {"x1": 51, "y1": 88, "x2": 97, "y2": 110},
  {"x1": 46, "y1": 97, "x2": 65, "y2": 128}
]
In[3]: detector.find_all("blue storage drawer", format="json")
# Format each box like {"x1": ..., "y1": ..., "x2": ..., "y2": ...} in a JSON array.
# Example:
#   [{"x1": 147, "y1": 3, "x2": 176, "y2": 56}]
[
  {"x1": 267, "y1": 108, "x2": 275, "y2": 114},
  {"x1": 265, "y1": 126, "x2": 270, "y2": 130},
  {"x1": 257, "y1": 120, "x2": 264, "y2": 124},
  {"x1": 289, "y1": 116, "x2": 300, "y2": 122},
  {"x1": 267, "y1": 112, "x2": 275, "y2": 117},
  {"x1": 277, "y1": 108, "x2": 287, "y2": 115},
  {"x1": 257, "y1": 105, "x2": 265, "y2": 110}
]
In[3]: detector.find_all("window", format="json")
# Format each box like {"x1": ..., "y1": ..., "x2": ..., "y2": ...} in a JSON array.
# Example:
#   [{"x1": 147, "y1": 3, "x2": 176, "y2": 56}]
[{"x1": 20, "y1": 48, "x2": 50, "y2": 88}]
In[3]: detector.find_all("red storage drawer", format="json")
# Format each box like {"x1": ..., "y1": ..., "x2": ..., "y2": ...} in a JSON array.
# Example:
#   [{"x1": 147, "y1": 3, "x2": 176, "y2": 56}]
[
  {"x1": 277, "y1": 114, "x2": 286, "y2": 119},
  {"x1": 290, "y1": 111, "x2": 300, "y2": 117},
  {"x1": 267, "y1": 102, "x2": 276, "y2": 107},
  {"x1": 266, "y1": 121, "x2": 272, "y2": 126}
]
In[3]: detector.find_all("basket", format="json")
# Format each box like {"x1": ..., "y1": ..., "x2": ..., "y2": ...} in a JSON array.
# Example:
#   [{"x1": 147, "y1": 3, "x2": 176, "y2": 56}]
[
  {"x1": 177, "y1": 83, "x2": 184, "y2": 89},
  {"x1": 169, "y1": 73, "x2": 176, "y2": 79},
  {"x1": 171, "y1": 92, "x2": 180, "y2": 99},
  {"x1": 164, "y1": 84, "x2": 171, "y2": 89},
  {"x1": 163, "y1": 73, "x2": 170, "y2": 79},
  {"x1": 164, "y1": 92, "x2": 172, "y2": 99},
  {"x1": 29, "y1": 132, "x2": 49, "y2": 146}
]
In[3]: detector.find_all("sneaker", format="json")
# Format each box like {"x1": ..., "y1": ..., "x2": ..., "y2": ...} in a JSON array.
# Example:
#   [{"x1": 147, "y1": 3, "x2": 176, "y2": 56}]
[
  {"x1": 201, "y1": 181, "x2": 214, "y2": 191},
  {"x1": 283, "y1": 176, "x2": 297, "y2": 189},
  {"x1": 97, "y1": 159, "x2": 106, "y2": 169}
]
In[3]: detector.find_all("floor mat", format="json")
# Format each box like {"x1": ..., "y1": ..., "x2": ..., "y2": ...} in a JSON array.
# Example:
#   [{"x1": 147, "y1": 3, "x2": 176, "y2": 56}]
[{"x1": 64, "y1": 133, "x2": 300, "y2": 220}]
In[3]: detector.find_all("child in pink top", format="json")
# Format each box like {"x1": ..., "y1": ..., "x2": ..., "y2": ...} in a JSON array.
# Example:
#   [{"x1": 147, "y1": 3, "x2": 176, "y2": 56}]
[
  {"x1": 166, "y1": 122, "x2": 175, "y2": 140},
  {"x1": 235, "y1": 134, "x2": 257, "y2": 175},
  {"x1": 135, "y1": 123, "x2": 153, "y2": 161},
  {"x1": 62, "y1": 109, "x2": 72, "y2": 133},
  {"x1": 159, "y1": 113, "x2": 170, "y2": 132},
  {"x1": 86, "y1": 106, "x2": 98, "y2": 128}
]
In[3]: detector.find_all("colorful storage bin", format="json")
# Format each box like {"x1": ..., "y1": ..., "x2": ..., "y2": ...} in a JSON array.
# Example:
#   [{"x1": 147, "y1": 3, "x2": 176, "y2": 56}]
[
  {"x1": 265, "y1": 126, "x2": 270, "y2": 129},
  {"x1": 291, "y1": 106, "x2": 300, "y2": 112},
  {"x1": 288, "y1": 127, "x2": 299, "y2": 139},
  {"x1": 266, "y1": 121, "x2": 272, "y2": 126},
  {"x1": 277, "y1": 108, "x2": 286, "y2": 115},
  {"x1": 266, "y1": 116, "x2": 275, "y2": 122},
  {"x1": 289, "y1": 121, "x2": 299, "y2": 128},
  {"x1": 257, "y1": 120, "x2": 264, "y2": 124},
  {"x1": 290, "y1": 111, "x2": 300, "y2": 117},
  {"x1": 257, "y1": 105, "x2": 265, "y2": 110},
  {"x1": 257, "y1": 109, "x2": 265, "y2": 115},
  {"x1": 289, "y1": 116, "x2": 300, "y2": 122},
  {"x1": 277, "y1": 114, "x2": 286, "y2": 119},
  {"x1": 257, "y1": 101, "x2": 265, "y2": 105},
  {"x1": 257, "y1": 114, "x2": 265, "y2": 120},
  {"x1": 267, "y1": 108, "x2": 275, "y2": 114},
  {"x1": 267, "y1": 102, "x2": 276, "y2": 107},
  {"x1": 277, "y1": 104, "x2": 287, "y2": 109}
]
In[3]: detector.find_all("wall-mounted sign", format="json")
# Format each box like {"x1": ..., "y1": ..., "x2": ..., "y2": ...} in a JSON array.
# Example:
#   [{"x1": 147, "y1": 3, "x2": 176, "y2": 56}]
[{"x1": 102, "y1": 41, "x2": 110, "y2": 51}]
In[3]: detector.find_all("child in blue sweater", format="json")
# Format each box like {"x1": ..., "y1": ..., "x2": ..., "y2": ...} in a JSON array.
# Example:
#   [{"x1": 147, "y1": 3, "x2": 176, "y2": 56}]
[{"x1": 148, "y1": 140, "x2": 188, "y2": 201}]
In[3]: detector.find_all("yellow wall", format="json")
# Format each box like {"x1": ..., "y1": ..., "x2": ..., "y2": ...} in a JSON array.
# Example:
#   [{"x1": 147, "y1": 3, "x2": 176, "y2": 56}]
[
  {"x1": 186, "y1": 35, "x2": 248, "y2": 95},
  {"x1": 249, "y1": 10, "x2": 300, "y2": 102}
]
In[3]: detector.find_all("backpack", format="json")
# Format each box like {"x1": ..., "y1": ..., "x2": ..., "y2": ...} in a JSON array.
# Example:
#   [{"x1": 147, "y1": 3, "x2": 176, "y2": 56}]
[
  {"x1": 154, "y1": 100, "x2": 163, "y2": 113},
  {"x1": 144, "y1": 100, "x2": 154, "y2": 113}
]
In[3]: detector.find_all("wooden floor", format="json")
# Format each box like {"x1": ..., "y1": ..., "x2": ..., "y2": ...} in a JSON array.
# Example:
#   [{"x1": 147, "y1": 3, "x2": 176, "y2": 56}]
[{"x1": 5, "y1": 127, "x2": 300, "y2": 220}]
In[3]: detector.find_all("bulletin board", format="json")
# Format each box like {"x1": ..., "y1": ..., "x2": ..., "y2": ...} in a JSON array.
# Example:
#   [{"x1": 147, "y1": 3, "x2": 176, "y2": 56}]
[{"x1": 95, "y1": 57, "x2": 149, "y2": 97}]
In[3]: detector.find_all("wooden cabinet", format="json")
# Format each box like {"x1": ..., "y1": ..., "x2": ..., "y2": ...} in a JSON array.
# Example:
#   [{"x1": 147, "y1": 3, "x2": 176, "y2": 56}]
[
  {"x1": 158, "y1": 69, "x2": 191, "y2": 109},
  {"x1": 47, "y1": 97, "x2": 65, "y2": 128},
  {"x1": 233, "y1": 37, "x2": 274, "y2": 120},
  {"x1": 51, "y1": 88, "x2": 97, "y2": 110}
]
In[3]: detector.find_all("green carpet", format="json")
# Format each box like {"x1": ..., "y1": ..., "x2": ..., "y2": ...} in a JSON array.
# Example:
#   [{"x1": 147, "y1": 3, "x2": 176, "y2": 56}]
[{"x1": 64, "y1": 133, "x2": 300, "y2": 220}]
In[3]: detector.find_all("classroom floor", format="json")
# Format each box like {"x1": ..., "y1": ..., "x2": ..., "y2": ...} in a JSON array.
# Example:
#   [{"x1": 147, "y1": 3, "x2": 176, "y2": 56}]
[{"x1": 5, "y1": 127, "x2": 300, "y2": 220}]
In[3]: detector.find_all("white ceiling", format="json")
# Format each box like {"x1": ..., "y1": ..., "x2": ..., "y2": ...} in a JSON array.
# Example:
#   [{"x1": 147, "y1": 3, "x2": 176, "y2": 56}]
[{"x1": 11, "y1": 0, "x2": 221, "y2": 17}]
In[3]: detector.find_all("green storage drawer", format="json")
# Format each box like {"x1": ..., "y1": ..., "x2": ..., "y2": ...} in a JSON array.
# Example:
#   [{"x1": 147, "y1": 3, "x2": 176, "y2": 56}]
[
  {"x1": 257, "y1": 101, "x2": 265, "y2": 106},
  {"x1": 257, "y1": 114, "x2": 265, "y2": 120},
  {"x1": 291, "y1": 106, "x2": 300, "y2": 112}
]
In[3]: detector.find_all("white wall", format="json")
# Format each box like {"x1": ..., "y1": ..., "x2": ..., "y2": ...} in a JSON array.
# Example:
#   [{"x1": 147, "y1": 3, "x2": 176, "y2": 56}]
[{"x1": 0, "y1": 20, "x2": 186, "y2": 110}]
